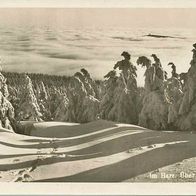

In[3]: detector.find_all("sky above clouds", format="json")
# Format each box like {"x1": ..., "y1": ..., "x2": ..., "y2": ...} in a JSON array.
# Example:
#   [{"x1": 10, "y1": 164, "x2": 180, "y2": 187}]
[
  {"x1": 0, "y1": 8, "x2": 196, "y2": 29},
  {"x1": 0, "y1": 0, "x2": 196, "y2": 8}
]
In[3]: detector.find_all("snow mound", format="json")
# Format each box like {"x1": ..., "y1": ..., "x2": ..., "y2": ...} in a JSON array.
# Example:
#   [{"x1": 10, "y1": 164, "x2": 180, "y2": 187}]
[{"x1": 27, "y1": 119, "x2": 117, "y2": 138}]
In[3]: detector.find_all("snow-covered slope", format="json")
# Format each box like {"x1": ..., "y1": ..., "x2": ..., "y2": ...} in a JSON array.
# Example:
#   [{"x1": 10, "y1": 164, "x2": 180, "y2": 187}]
[{"x1": 0, "y1": 120, "x2": 195, "y2": 182}]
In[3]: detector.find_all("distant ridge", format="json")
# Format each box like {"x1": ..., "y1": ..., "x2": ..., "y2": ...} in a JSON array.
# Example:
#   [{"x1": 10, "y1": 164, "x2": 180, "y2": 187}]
[{"x1": 145, "y1": 33, "x2": 186, "y2": 39}]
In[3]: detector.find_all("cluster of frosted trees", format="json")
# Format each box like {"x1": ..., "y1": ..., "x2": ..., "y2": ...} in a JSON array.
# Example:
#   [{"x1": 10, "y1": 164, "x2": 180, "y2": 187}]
[
  {"x1": 100, "y1": 51, "x2": 139, "y2": 124},
  {"x1": 100, "y1": 44, "x2": 195, "y2": 132},
  {"x1": 4, "y1": 72, "x2": 71, "y2": 122},
  {"x1": 0, "y1": 43, "x2": 195, "y2": 132},
  {"x1": 54, "y1": 69, "x2": 100, "y2": 123},
  {"x1": 3, "y1": 68, "x2": 100, "y2": 126},
  {"x1": 137, "y1": 44, "x2": 196, "y2": 131}
]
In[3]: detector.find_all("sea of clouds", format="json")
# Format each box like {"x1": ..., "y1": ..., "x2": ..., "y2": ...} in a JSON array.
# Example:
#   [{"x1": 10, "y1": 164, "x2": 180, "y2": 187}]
[{"x1": 0, "y1": 25, "x2": 195, "y2": 86}]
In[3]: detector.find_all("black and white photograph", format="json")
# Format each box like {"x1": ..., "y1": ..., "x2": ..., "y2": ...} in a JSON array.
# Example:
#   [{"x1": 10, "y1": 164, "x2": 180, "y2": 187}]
[{"x1": 0, "y1": 0, "x2": 196, "y2": 193}]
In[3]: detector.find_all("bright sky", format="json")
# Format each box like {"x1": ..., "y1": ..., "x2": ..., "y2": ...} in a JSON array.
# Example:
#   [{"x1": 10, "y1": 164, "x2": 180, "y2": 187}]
[
  {"x1": 0, "y1": 0, "x2": 196, "y2": 8},
  {"x1": 0, "y1": 8, "x2": 196, "y2": 29}
]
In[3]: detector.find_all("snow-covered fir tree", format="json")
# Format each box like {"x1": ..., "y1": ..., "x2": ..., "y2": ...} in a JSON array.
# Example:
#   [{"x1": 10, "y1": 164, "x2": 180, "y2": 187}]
[
  {"x1": 164, "y1": 63, "x2": 183, "y2": 130},
  {"x1": 0, "y1": 72, "x2": 15, "y2": 130},
  {"x1": 19, "y1": 74, "x2": 43, "y2": 121},
  {"x1": 54, "y1": 91, "x2": 69, "y2": 121},
  {"x1": 65, "y1": 70, "x2": 99, "y2": 123},
  {"x1": 137, "y1": 55, "x2": 168, "y2": 130}
]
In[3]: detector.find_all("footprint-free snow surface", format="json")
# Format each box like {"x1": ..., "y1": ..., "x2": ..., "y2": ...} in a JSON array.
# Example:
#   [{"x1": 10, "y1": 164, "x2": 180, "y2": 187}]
[{"x1": 0, "y1": 120, "x2": 196, "y2": 182}]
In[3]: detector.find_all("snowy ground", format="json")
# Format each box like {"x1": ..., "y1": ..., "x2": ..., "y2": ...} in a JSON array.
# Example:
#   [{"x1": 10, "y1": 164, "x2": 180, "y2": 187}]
[{"x1": 0, "y1": 120, "x2": 196, "y2": 182}]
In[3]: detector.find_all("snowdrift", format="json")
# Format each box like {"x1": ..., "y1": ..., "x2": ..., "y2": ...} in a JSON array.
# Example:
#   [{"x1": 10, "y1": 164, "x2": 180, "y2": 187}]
[{"x1": 0, "y1": 120, "x2": 196, "y2": 182}]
